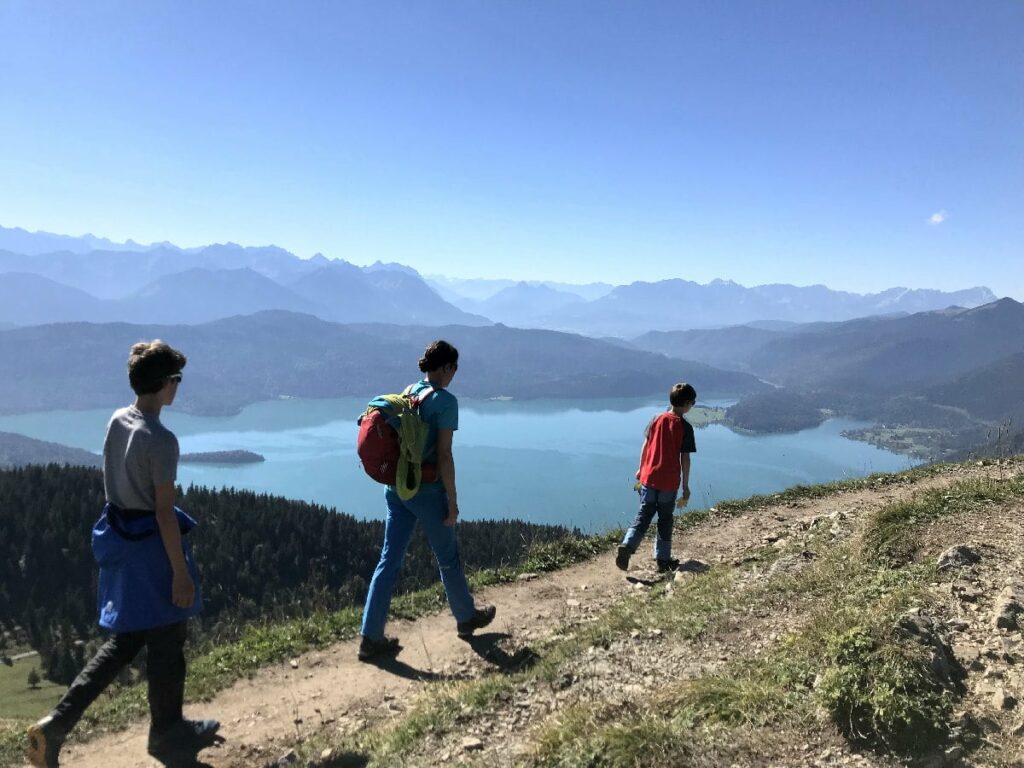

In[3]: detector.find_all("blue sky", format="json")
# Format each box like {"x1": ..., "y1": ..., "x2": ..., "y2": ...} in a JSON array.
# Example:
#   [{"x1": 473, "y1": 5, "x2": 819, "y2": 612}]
[{"x1": 1, "y1": 1, "x2": 1021, "y2": 296}]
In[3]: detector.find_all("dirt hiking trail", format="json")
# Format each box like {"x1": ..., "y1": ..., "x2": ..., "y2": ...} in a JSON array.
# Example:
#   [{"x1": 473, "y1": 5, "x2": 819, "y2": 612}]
[{"x1": 36, "y1": 464, "x2": 1009, "y2": 768}]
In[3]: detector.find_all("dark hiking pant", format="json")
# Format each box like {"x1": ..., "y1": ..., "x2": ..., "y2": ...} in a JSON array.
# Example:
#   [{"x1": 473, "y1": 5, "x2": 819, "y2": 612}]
[{"x1": 50, "y1": 621, "x2": 187, "y2": 734}]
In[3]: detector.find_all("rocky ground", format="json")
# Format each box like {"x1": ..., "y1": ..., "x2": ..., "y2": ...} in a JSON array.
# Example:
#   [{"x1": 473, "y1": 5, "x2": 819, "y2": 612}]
[{"x1": 913, "y1": 490, "x2": 1024, "y2": 765}]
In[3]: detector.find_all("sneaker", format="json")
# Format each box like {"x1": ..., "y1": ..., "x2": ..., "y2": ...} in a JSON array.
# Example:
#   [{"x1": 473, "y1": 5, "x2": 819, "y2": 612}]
[
  {"x1": 26, "y1": 715, "x2": 64, "y2": 768},
  {"x1": 615, "y1": 545, "x2": 631, "y2": 571},
  {"x1": 656, "y1": 558, "x2": 680, "y2": 573},
  {"x1": 357, "y1": 634, "x2": 401, "y2": 662},
  {"x1": 456, "y1": 605, "x2": 496, "y2": 639},
  {"x1": 147, "y1": 718, "x2": 220, "y2": 757}
]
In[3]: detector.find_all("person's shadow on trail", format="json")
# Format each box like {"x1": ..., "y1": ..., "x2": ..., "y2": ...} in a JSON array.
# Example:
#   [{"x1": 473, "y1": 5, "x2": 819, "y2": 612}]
[
  {"x1": 321, "y1": 751, "x2": 371, "y2": 767},
  {"x1": 362, "y1": 654, "x2": 456, "y2": 682},
  {"x1": 678, "y1": 559, "x2": 711, "y2": 574},
  {"x1": 147, "y1": 734, "x2": 225, "y2": 768},
  {"x1": 625, "y1": 559, "x2": 712, "y2": 588},
  {"x1": 625, "y1": 574, "x2": 661, "y2": 587},
  {"x1": 463, "y1": 632, "x2": 540, "y2": 673},
  {"x1": 364, "y1": 633, "x2": 541, "y2": 679},
  {"x1": 149, "y1": 756, "x2": 214, "y2": 768},
  {"x1": 148, "y1": 730, "x2": 372, "y2": 768}
]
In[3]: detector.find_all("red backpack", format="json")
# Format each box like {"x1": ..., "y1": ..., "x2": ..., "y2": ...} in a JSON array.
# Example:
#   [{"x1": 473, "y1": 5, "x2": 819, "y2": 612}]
[{"x1": 356, "y1": 385, "x2": 438, "y2": 485}]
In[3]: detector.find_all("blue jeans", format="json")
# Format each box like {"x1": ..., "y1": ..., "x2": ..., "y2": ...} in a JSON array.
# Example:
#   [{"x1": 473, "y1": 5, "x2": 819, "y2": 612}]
[
  {"x1": 360, "y1": 488, "x2": 476, "y2": 639},
  {"x1": 620, "y1": 485, "x2": 676, "y2": 561}
]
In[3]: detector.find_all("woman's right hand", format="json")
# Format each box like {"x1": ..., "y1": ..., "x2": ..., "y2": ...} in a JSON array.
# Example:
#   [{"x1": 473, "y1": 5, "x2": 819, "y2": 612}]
[{"x1": 444, "y1": 497, "x2": 459, "y2": 527}]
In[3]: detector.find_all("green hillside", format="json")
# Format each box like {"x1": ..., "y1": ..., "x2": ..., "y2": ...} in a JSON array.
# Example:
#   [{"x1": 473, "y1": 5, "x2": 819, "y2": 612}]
[
  {"x1": 925, "y1": 352, "x2": 1024, "y2": 423},
  {"x1": 0, "y1": 431, "x2": 101, "y2": 468}
]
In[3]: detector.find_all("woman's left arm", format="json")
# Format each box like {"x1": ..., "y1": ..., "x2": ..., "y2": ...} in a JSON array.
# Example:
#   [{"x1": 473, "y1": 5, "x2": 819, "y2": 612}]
[{"x1": 436, "y1": 428, "x2": 458, "y2": 525}]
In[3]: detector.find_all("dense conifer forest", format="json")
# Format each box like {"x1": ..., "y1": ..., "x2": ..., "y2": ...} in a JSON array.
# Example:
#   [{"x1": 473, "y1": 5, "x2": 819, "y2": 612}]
[
  {"x1": 0, "y1": 464, "x2": 576, "y2": 684},
  {"x1": 724, "y1": 390, "x2": 826, "y2": 433}
]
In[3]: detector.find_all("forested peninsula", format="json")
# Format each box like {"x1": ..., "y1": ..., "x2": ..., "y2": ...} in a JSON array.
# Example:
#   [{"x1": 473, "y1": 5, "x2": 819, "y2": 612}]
[
  {"x1": 724, "y1": 391, "x2": 827, "y2": 434},
  {"x1": 179, "y1": 450, "x2": 265, "y2": 464}
]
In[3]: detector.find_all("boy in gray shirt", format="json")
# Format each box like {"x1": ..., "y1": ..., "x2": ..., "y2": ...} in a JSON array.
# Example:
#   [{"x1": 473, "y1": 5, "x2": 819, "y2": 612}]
[{"x1": 28, "y1": 341, "x2": 219, "y2": 767}]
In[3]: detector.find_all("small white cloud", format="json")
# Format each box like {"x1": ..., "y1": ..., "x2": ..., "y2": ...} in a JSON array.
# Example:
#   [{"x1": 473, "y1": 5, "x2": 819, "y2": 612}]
[{"x1": 929, "y1": 210, "x2": 947, "y2": 225}]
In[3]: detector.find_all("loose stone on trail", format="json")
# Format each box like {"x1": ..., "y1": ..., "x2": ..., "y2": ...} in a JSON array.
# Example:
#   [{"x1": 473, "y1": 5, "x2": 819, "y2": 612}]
[
  {"x1": 994, "y1": 586, "x2": 1024, "y2": 631},
  {"x1": 937, "y1": 544, "x2": 982, "y2": 571}
]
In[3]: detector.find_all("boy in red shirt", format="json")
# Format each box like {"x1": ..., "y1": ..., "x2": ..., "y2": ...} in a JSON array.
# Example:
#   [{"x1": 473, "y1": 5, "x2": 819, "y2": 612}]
[{"x1": 616, "y1": 383, "x2": 697, "y2": 573}]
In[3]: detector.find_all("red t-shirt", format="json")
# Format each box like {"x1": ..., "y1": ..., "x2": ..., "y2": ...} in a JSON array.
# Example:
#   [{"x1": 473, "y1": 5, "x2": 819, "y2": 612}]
[{"x1": 638, "y1": 411, "x2": 696, "y2": 492}]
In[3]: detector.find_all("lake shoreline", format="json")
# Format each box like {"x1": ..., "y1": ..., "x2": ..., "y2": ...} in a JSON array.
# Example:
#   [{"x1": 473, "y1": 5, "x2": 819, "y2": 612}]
[{"x1": 0, "y1": 397, "x2": 919, "y2": 532}]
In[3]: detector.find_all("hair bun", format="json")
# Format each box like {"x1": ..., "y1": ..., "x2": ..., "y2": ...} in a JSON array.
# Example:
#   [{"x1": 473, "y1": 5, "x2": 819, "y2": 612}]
[{"x1": 419, "y1": 340, "x2": 458, "y2": 373}]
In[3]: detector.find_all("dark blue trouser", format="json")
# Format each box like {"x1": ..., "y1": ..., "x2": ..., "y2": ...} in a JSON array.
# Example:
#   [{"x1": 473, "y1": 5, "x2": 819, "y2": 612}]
[
  {"x1": 620, "y1": 485, "x2": 676, "y2": 561},
  {"x1": 50, "y1": 620, "x2": 187, "y2": 734}
]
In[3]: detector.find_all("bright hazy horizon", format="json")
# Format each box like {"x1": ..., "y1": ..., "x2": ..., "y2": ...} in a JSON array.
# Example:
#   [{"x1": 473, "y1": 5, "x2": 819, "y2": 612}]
[{"x1": 1, "y1": 1, "x2": 1021, "y2": 298}]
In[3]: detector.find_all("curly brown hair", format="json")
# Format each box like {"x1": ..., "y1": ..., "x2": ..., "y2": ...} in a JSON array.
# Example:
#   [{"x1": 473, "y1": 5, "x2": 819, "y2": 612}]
[{"x1": 127, "y1": 340, "x2": 187, "y2": 395}]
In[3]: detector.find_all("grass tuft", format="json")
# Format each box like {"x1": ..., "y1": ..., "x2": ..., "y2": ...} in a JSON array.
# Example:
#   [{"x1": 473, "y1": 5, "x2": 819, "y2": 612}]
[
  {"x1": 863, "y1": 476, "x2": 1024, "y2": 566},
  {"x1": 530, "y1": 704, "x2": 691, "y2": 768},
  {"x1": 816, "y1": 624, "x2": 955, "y2": 752}
]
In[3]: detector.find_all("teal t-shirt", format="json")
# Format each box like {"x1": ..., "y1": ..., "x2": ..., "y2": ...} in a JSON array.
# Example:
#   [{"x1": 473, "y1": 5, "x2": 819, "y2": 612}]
[{"x1": 408, "y1": 379, "x2": 458, "y2": 494}]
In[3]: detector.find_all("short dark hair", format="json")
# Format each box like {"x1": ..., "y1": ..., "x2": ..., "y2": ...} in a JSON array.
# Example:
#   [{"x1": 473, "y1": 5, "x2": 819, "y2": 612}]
[
  {"x1": 419, "y1": 340, "x2": 459, "y2": 373},
  {"x1": 670, "y1": 383, "x2": 696, "y2": 407},
  {"x1": 127, "y1": 340, "x2": 186, "y2": 395}
]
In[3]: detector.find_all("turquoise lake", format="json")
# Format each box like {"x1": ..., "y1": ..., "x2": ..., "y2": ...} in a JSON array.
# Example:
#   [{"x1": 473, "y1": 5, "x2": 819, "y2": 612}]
[{"x1": 0, "y1": 397, "x2": 918, "y2": 532}]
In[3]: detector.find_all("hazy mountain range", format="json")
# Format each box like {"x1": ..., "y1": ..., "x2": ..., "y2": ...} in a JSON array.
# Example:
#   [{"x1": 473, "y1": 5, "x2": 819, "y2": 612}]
[
  {"x1": 0, "y1": 225, "x2": 997, "y2": 333},
  {"x1": 0, "y1": 311, "x2": 768, "y2": 416},
  {"x1": 0, "y1": 256, "x2": 488, "y2": 326},
  {"x1": 511, "y1": 279, "x2": 997, "y2": 336},
  {"x1": 426, "y1": 275, "x2": 616, "y2": 303}
]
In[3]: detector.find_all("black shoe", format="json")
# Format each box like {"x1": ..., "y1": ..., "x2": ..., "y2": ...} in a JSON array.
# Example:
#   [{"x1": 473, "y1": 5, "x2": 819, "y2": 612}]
[
  {"x1": 457, "y1": 605, "x2": 496, "y2": 639},
  {"x1": 615, "y1": 545, "x2": 631, "y2": 571},
  {"x1": 656, "y1": 558, "x2": 680, "y2": 573},
  {"x1": 147, "y1": 718, "x2": 220, "y2": 757},
  {"x1": 27, "y1": 715, "x2": 64, "y2": 768},
  {"x1": 357, "y1": 634, "x2": 401, "y2": 662}
]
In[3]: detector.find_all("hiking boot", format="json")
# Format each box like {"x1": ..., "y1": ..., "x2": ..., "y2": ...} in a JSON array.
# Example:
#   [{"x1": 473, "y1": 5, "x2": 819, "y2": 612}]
[
  {"x1": 27, "y1": 715, "x2": 64, "y2": 768},
  {"x1": 147, "y1": 718, "x2": 220, "y2": 757},
  {"x1": 457, "y1": 605, "x2": 496, "y2": 639},
  {"x1": 357, "y1": 634, "x2": 401, "y2": 662},
  {"x1": 656, "y1": 558, "x2": 680, "y2": 573},
  {"x1": 615, "y1": 545, "x2": 631, "y2": 571}
]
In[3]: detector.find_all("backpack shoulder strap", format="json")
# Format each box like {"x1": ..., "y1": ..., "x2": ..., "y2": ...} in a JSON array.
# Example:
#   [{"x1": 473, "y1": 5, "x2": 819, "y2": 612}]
[{"x1": 409, "y1": 384, "x2": 435, "y2": 407}]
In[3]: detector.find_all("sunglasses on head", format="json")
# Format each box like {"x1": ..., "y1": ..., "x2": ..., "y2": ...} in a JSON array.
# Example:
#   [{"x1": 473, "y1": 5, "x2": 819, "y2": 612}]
[{"x1": 166, "y1": 373, "x2": 182, "y2": 383}]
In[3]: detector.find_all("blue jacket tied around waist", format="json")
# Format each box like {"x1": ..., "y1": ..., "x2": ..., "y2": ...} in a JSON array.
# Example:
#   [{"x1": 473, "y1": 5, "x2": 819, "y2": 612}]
[{"x1": 92, "y1": 504, "x2": 203, "y2": 632}]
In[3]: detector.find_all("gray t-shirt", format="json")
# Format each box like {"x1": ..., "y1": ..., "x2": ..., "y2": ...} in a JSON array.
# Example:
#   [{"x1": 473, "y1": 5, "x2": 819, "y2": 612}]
[{"x1": 103, "y1": 406, "x2": 179, "y2": 511}]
